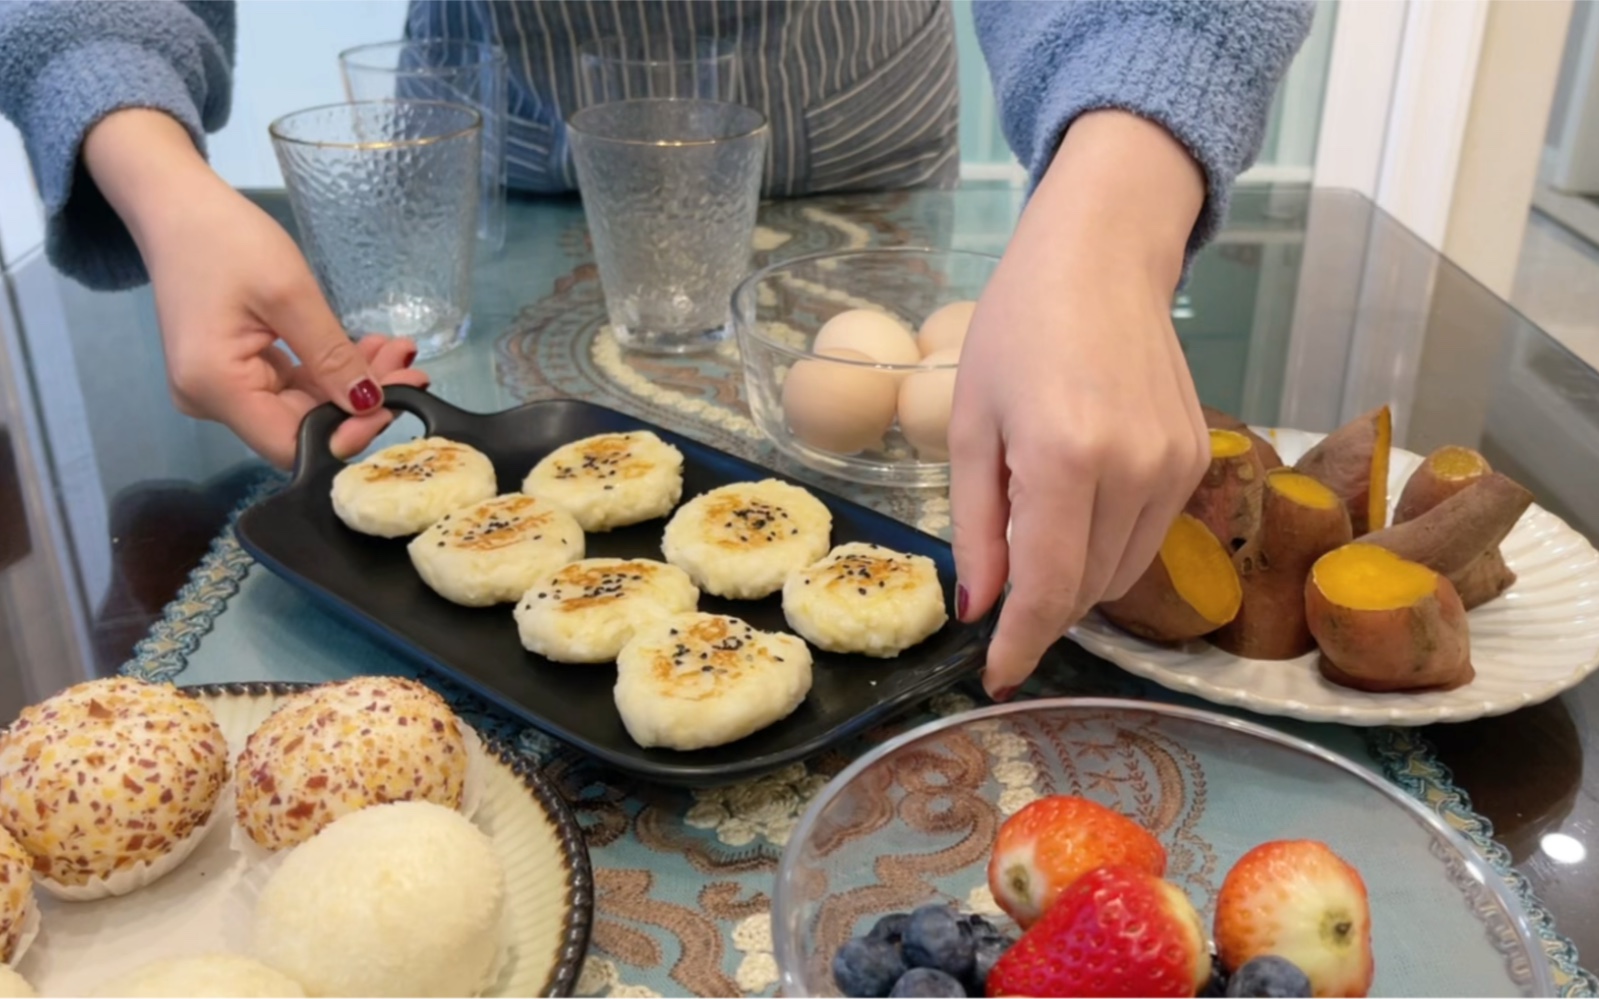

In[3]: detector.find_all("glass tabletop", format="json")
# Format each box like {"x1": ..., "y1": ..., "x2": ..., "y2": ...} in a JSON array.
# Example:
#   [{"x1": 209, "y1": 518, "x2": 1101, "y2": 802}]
[{"x1": 1, "y1": 180, "x2": 1596, "y2": 968}]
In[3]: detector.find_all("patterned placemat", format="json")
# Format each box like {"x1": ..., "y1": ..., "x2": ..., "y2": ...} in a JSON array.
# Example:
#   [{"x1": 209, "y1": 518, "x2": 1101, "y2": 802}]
[{"x1": 122, "y1": 190, "x2": 1592, "y2": 997}]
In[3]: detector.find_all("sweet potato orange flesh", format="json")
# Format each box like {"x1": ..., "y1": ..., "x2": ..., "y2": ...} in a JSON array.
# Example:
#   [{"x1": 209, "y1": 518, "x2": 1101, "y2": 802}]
[
  {"x1": 1394, "y1": 445, "x2": 1492, "y2": 523},
  {"x1": 1100, "y1": 513, "x2": 1242, "y2": 643},
  {"x1": 1362, "y1": 472, "x2": 1532, "y2": 610},
  {"x1": 1306, "y1": 544, "x2": 1473, "y2": 692},
  {"x1": 1184, "y1": 429, "x2": 1266, "y2": 549},
  {"x1": 1202, "y1": 405, "x2": 1284, "y2": 469},
  {"x1": 1292, "y1": 406, "x2": 1392, "y2": 535},
  {"x1": 1209, "y1": 471, "x2": 1352, "y2": 660}
]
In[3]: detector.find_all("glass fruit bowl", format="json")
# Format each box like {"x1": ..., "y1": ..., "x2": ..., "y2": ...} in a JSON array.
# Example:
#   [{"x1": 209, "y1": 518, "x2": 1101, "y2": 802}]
[
  {"x1": 771, "y1": 698, "x2": 1554, "y2": 997},
  {"x1": 731, "y1": 247, "x2": 1001, "y2": 488}
]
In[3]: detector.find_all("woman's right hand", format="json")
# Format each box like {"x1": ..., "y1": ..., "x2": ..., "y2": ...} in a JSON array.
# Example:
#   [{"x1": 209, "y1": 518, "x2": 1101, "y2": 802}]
[{"x1": 84, "y1": 109, "x2": 429, "y2": 468}]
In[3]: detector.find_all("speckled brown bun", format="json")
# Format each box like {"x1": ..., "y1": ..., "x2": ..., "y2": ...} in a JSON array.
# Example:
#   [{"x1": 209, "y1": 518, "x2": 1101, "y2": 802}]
[
  {"x1": 0, "y1": 827, "x2": 35, "y2": 964},
  {"x1": 0, "y1": 677, "x2": 229, "y2": 889},
  {"x1": 234, "y1": 677, "x2": 469, "y2": 851}
]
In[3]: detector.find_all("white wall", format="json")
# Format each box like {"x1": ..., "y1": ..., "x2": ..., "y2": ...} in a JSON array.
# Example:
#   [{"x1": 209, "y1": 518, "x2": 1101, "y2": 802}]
[
  {"x1": 0, "y1": 2, "x2": 406, "y2": 261},
  {"x1": 211, "y1": 0, "x2": 411, "y2": 188}
]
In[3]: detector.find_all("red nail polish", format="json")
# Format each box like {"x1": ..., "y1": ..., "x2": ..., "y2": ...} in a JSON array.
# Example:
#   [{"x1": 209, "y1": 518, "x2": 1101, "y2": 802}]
[
  {"x1": 991, "y1": 685, "x2": 1018, "y2": 702},
  {"x1": 348, "y1": 379, "x2": 382, "y2": 413},
  {"x1": 956, "y1": 583, "x2": 969, "y2": 620},
  {"x1": 401, "y1": 347, "x2": 418, "y2": 368}
]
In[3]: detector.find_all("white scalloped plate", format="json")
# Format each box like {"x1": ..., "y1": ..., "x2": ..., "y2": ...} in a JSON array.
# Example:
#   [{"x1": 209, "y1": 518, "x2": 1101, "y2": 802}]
[
  {"x1": 13, "y1": 684, "x2": 590, "y2": 997},
  {"x1": 1068, "y1": 428, "x2": 1599, "y2": 726}
]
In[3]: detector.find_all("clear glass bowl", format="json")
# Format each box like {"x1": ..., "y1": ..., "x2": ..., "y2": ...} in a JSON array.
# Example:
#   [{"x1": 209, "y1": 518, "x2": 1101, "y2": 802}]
[
  {"x1": 772, "y1": 698, "x2": 1554, "y2": 998},
  {"x1": 731, "y1": 247, "x2": 1001, "y2": 488}
]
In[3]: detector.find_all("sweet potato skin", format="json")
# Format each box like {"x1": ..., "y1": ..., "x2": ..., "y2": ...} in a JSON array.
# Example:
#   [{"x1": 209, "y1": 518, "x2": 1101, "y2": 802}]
[
  {"x1": 1293, "y1": 406, "x2": 1391, "y2": 535},
  {"x1": 1391, "y1": 447, "x2": 1518, "y2": 609},
  {"x1": 1184, "y1": 435, "x2": 1266, "y2": 550},
  {"x1": 1210, "y1": 477, "x2": 1353, "y2": 660},
  {"x1": 1202, "y1": 405, "x2": 1284, "y2": 469},
  {"x1": 1450, "y1": 547, "x2": 1517, "y2": 610},
  {"x1": 1362, "y1": 472, "x2": 1533, "y2": 609},
  {"x1": 1306, "y1": 569, "x2": 1474, "y2": 692}
]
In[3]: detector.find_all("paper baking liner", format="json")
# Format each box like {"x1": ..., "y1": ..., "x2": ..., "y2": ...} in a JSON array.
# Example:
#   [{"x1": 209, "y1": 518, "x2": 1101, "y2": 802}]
[{"x1": 3, "y1": 895, "x2": 40, "y2": 969}]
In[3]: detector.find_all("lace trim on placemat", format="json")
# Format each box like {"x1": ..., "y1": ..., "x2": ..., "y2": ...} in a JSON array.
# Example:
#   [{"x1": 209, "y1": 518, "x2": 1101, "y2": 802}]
[
  {"x1": 120, "y1": 470, "x2": 286, "y2": 685},
  {"x1": 116, "y1": 475, "x2": 1596, "y2": 997},
  {"x1": 1368, "y1": 727, "x2": 1596, "y2": 998}
]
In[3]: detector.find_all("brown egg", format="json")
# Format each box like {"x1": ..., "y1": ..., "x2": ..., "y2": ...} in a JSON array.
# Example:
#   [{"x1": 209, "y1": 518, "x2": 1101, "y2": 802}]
[
  {"x1": 781, "y1": 348, "x2": 898, "y2": 455},
  {"x1": 897, "y1": 348, "x2": 961, "y2": 461},
  {"x1": 812, "y1": 309, "x2": 921, "y2": 368},
  {"x1": 917, "y1": 300, "x2": 977, "y2": 357}
]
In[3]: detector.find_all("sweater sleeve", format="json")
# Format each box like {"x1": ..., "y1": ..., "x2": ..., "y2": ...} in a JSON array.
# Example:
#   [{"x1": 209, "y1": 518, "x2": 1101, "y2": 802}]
[
  {"x1": 973, "y1": 0, "x2": 1314, "y2": 255},
  {"x1": 0, "y1": 1, "x2": 236, "y2": 290}
]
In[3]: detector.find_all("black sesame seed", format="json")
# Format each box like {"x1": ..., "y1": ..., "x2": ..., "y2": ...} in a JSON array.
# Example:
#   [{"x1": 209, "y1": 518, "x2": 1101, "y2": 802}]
[{"x1": 858, "y1": 587, "x2": 867, "y2": 595}]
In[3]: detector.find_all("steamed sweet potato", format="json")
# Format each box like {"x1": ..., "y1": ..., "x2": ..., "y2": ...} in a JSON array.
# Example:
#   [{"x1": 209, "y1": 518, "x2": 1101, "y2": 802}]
[
  {"x1": 1362, "y1": 472, "x2": 1532, "y2": 610},
  {"x1": 1394, "y1": 445, "x2": 1492, "y2": 521},
  {"x1": 1392, "y1": 445, "x2": 1517, "y2": 609},
  {"x1": 1293, "y1": 406, "x2": 1392, "y2": 535},
  {"x1": 1210, "y1": 470, "x2": 1353, "y2": 660},
  {"x1": 1100, "y1": 513, "x2": 1242, "y2": 644},
  {"x1": 1306, "y1": 543, "x2": 1474, "y2": 692},
  {"x1": 1184, "y1": 429, "x2": 1266, "y2": 549},
  {"x1": 1202, "y1": 405, "x2": 1284, "y2": 469}
]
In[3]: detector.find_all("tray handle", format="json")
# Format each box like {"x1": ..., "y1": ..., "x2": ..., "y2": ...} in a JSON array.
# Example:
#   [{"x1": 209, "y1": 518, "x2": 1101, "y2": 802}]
[{"x1": 291, "y1": 385, "x2": 476, "y2": 481}]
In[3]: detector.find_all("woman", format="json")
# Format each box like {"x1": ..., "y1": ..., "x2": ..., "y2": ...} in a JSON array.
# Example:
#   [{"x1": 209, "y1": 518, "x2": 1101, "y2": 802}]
[{"x1": 0, "y1": 0, "x2": 1313, "y2": 698}]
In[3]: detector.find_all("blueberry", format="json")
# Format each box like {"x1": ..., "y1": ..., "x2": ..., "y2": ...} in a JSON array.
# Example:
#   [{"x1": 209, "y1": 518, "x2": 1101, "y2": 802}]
[
  {"x1": 1226, "y1": 956, "x2": 1312, "y2": 998},
  {"x1": 868, "y1": 913, "x2": 912, "y2": 946},
  {"x1": 889, "y1": 967, "x2": 968, "y2": 998},
  {"x1": 902, "y1": 904, "x2": 976, "y2": 981},
  {"x1": 833, "y1": 937, "x2": 908, "y2": 998},
  {"x1": 968, "y1": 932, "x2": 1015, "y2": 993}
]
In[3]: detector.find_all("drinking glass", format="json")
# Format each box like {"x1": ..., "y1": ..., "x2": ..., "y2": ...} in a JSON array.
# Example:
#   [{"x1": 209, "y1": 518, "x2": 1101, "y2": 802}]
[
  {"x1": 269, "y1": 100, "x2": 481, "y2": 360},
  {"x1": 567, "y1": 99, "x2": 768, "y2": 354},
  {"x1": 578, "y1": 36, "x2": 741, "y2": 107},
  {"x1": 339, "y1": 39, "x2": 508, "y2": 253}
]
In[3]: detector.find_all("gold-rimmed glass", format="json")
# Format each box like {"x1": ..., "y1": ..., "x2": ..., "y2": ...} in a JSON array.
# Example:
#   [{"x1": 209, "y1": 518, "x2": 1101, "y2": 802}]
[
  {"x1": 269, "y1": 100, "x2": 481, "y2": 360},
  {"x1": 567, "y1": 98, "x2": 768, "y2": 354}
]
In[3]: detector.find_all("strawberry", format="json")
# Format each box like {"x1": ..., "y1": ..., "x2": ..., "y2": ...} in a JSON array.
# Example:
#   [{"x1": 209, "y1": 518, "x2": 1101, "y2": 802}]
[
  {"x1": 987, "y1": 795, "x2": 1167, "y2": 928},
  {"x1": 985, "y1": 865, "x2": 1211, "y2": 998},
  {"x1": 1215, "y1": 840, "x2": 1374, "y2": 998}
]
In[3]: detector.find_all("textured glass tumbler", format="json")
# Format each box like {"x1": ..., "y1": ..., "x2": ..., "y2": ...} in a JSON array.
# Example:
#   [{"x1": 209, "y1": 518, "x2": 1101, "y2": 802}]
[
  {"x1": 270, "y1": 100, "x2": 481, "y2": 361},
  {"x1": 339, "y1": 39, "x2": 508, "y2": 253},
  {"x1": 578, "y1": 35, "x2": 741, "y2": 107},
  {"x1": 568, "y1": 99, "x2": 768, "y2": 354}
]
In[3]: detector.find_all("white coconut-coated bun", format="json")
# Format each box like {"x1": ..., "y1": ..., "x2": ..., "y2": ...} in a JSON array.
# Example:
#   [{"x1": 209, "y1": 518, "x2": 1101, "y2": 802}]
[
  {"x1": 0, "y1": 965, "x2": 34, "y2": 998},
  {"x1": 252, "y1": 801, "x2": 505, "y2": 998},
  {"x1": 89, "y1": 955, "x2": 306, "y2": 998}
]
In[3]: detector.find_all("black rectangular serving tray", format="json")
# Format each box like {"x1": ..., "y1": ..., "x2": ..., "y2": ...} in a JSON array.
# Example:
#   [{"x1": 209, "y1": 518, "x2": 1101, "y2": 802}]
[{"x1": 235, "y1": 386, "x2": 996, "y2": 784}]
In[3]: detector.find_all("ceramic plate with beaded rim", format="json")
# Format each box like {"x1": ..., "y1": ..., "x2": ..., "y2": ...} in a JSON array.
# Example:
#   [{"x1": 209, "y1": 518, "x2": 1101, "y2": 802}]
[
  {"x1": 1068, "y1": 429, "x2": 1599, "y2": 726},
  {"x1": 14, "y1": 682, "x2": 592, "y2": 998}
]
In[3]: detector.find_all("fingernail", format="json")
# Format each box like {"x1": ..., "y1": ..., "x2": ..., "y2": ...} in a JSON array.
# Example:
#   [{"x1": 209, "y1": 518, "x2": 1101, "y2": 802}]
[
  {"x1": 988, "y1": 683, "x2": 1018, "y2": 703},
  {"x1": 401, "y1": 347, "x2": 418, "y2": 368},
  {"x1": 956, "y1": 583, "x2": 969, "y2": 620},
  {"x1": 348, "y1": 379, "x2": 382, "y2": 413}
]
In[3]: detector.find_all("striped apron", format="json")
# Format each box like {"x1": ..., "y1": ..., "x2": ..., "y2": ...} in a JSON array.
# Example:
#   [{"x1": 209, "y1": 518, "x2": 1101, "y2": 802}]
[{"x1": 403, "y1": 0, "x2": 961, "y2": 197}]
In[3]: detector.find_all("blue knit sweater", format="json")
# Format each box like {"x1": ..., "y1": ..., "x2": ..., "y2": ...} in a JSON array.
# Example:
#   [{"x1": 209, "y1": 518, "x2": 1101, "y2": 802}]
[{"x1": 0, "y1": 0, "x2": 1312, "y2": 291}]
